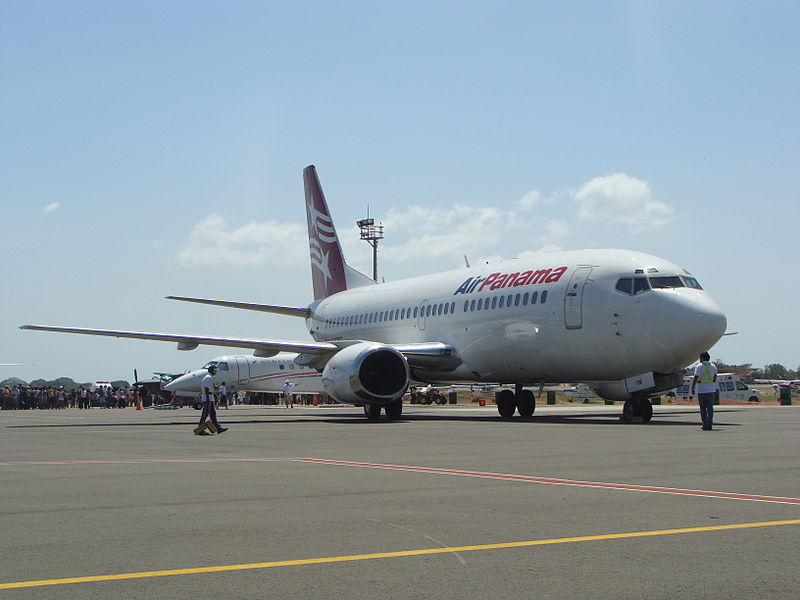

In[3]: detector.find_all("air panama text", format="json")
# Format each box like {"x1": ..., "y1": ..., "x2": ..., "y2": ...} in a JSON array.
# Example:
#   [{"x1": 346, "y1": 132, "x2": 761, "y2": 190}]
[{"x1": 453, "y1": 266, "x2": 568, "y2": 295}]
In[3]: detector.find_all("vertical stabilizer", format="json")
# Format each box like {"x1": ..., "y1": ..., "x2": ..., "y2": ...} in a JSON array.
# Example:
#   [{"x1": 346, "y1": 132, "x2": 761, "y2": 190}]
[{"x1": 304, "y1": 165, "x2": 348, "y2": 300}]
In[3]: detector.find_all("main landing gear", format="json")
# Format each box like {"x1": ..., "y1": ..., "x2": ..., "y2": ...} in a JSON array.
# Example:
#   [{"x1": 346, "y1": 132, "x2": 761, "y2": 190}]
[
  {"x1": 363, "y1": 399, "x2": 403, "y2": 421},
  {"x1": 496, "y1": 384, "x2": 536, "y2": 418},
  {"x1": 621, "y1": 394, "x2": 653, "y2": 423}
]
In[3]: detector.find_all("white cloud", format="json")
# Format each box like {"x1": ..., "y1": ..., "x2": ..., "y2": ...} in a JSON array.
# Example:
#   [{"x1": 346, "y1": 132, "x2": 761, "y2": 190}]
[
  {"x1": 41, "y1": 202, "x2": 61, "y2": 215},
  {"x1": 518, "y1": 190, "x2": 542, "y2": 210},
  {"x1": 176, "y1": 214, "x2": 307, "y2": 267},
  {"x1": 575, "y1": 173, "x2": 675, "y2": 231}
]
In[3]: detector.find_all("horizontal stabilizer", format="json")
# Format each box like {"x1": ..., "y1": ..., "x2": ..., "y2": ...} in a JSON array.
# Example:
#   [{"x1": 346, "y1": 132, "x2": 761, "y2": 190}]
[
  {"x1": 166, "y1": 296, "x2": 310, "y2": 318},
  {"x1": 20, "y1": 325, "x2": 335, "y2": 355}
]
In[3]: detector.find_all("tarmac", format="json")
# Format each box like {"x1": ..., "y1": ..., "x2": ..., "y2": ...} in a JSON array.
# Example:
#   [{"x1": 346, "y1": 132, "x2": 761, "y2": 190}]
[{"x1": 1, "y1": 403, "x2": 799, "y2": 599}]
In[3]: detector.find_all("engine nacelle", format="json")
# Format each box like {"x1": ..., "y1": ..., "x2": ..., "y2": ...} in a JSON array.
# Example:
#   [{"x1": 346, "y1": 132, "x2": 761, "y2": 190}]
[
  {"x1": 591, "y1": 371, "x2": 683, "y2": 402},
  {"x1": 322, "y1": 343, "x2": 409, "y2": 405}
]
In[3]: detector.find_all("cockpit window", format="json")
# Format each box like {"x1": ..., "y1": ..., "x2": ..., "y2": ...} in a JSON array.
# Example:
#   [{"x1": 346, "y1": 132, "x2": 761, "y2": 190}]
[
  {"x1": 633, "y1": 277, "x2": 650, "y2": 295},
  {"x1": 216, "y1": 362, "x2": 229, "y2": 371},
  {"x1": 615, "y1": 278, "x2": 633, "y2": 294},
  {"x1": 649, "y1": 276, "x2": 684, "y2": 289},
  {"x1": 615, "y1": 277, "x2": 650, "y2": 296},
  {"x1": 202, "y1": 361, "x2": 215, "y2": 369},
  {"x1": 682, "y1": 276, "x2": 703, "y2": 289}
]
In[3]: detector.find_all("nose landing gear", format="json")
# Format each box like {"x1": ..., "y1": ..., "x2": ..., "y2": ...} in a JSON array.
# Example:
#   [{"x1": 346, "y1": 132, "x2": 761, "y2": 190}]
[{"x1": 622, "y1": 394, "x2": 653, "y2": 423}]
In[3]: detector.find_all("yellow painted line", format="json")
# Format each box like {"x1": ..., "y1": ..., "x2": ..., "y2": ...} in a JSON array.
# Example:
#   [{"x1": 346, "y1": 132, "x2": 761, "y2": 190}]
[{"x1": 2, "y1": 519, "x2": 799, "y2": 590}]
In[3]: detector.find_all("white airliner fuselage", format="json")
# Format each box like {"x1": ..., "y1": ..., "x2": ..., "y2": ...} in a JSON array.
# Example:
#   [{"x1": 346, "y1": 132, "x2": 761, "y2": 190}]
[
  {"x1": 165, "y1": 354, "x2": 323, "y2": 395},
  {"x1": 306, "y1": 249, "x2": 724, "y2": 385}
]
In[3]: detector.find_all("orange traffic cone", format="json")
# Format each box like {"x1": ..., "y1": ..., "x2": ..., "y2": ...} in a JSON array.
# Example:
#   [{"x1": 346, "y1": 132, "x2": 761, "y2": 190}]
[{"x1": 135, "y1": 394, "x2": 142, "y2": 410}]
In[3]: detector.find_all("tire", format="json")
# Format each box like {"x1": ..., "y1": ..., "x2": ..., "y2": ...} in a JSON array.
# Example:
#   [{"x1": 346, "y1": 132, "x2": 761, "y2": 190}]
[
  {"x1": 385, "y1": 400, "x2": 403, "y2": 420},
  {"x1": 497, "y1": 390, "x2": 516, "y2": 418},
  {"x1": 622, "y1": 400, "x2": 634, "y2": 422},
  {"x1": 640, "y1": 398, "x2": 653, "y2": 422},
  {"x1": 516, "y1": 389, "x2": 535, "y2": 418},
  {"x1": 363, "y1": 404, "x2": 381, "y2": 420},
  {"x1": 749, "y1": 396, "x2": 759, "y2": 403}
]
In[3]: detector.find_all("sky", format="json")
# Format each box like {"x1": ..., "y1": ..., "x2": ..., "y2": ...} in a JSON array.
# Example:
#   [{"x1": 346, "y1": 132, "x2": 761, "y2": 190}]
[{"x1": 2, "y1": 1, "x2": 798, "y2": 383}]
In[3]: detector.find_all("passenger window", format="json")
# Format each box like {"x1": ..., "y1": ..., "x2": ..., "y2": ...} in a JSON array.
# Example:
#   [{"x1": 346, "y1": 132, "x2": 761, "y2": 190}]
[
  {"x1": 531, "y1": 291, "x2": 538, "y2": 304},
  {"x1": 425, "y1": 305, "x2": 431, "y2": 317},
  {"x1": 443, "y1": 303, "x2": 449, "y2": 315},
  {"x1": 541, "y1": 290, "x2": 547, "y2": 303},
  {"x1": 451, "y1": 302, "x2": 455, "y2": 313},
  {"x1": 463, "y1": 301, "x2": 469, "y2": 312},
  {"x1": 499, "y1": 296, "x2": 505, "y2": 308},
  {"x1": 515, "y1": 294, "x2": 521, "y2": 306},
  {"x1": 470, "y1": 299, "x2": 476, "y2": 311},
  {"x1": 477, "y1": 298, "x2": 483, "y2": 310},
  {"x1": 507, "y1": 294, "x2": 513, "y2": 307},
  {"x1": 522, "y1": 292, "x2": 529, "y2": 306},
  {"x1": 615, "y1": 278, "x2": 633, "y2": 295},
  {"x1": 413, "y1": 307, "x2": 419, "y2": 318},
  {"x1": 633, "y1": 277, "x2": 650, "y2": 295},
  {"x1": 491, "y1": 297, "x2": 497, "y2": 309}
]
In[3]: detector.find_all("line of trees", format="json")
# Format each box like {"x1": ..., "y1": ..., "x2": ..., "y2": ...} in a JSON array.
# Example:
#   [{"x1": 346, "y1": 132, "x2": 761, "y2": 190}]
[{"x1": 708, "y1": 361, "x2": 799, "y2": 381}]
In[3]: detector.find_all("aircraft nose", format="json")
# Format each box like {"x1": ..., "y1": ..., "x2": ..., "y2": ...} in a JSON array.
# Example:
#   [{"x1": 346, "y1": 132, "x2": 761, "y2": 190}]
[
  {"x1": 662, "y1": 292, "x2": 727, "y2": 353},
  {"x1": 164, "y1": 371, "x2": 202, "y2": 392}
]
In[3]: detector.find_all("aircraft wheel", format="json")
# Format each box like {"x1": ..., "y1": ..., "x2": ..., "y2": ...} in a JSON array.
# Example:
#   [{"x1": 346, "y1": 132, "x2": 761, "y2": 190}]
[
  {"x1": 516, "y1": 389, "x2": 536, "y2": 418},
  {"x1": 384, "y1": 400, "x2": 403, "y2": 420},
  {"x1": 622, "y1": 400, "x2": 634, "y2": 422},
  {"x1": 497, "y1": 390, "x2": 516, "y2": 418},
  {"x1": 363, "y1": 404, "x2": 381, "y2": 420},
  {"x1": 640, "y1": 398, "x2": 653, "y2": 422},
  {"x1": 434, "y1": 394, "x2": 446, "y2": 405}
]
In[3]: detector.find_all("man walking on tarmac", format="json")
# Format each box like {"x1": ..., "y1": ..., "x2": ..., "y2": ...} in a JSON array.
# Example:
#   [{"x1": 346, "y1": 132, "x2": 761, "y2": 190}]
[
  {"x1": 691, "y1": 351, "x2": 718, "y2": 431},
  {"x1": 199, "y1": 365, "x2": 227, "y2": 434}
]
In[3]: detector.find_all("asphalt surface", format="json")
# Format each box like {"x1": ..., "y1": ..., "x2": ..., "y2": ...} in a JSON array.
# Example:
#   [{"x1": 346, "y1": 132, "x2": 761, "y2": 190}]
[{"x1": 2, "y1": 403, "x2": 799, "y2": 599}]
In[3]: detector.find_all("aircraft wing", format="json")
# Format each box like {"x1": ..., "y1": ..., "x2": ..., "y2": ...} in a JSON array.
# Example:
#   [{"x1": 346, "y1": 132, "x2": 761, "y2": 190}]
[{"x1": 20, "y1": 325, "x2": 337, "y2": 357}]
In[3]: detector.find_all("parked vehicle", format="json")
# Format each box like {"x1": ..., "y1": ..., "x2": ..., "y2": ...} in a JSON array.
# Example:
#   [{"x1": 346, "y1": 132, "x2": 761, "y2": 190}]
[{"x1": 674, "y1": 373, "x2": 761, "y2": 402}]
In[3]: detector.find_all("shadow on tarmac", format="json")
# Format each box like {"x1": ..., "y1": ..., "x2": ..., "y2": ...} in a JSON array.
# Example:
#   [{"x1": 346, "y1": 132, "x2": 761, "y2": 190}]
[{"x1": 6, "y1": 407, "x2": 742, "y2": 428}]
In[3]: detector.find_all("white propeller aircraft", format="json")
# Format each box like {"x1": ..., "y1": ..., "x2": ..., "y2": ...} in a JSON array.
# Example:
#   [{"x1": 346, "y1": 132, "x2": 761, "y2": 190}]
[
  {"x1": 22, "y1": 165, "x2": 727, "y2": 421},
  {"x1": 164, "y1": 353, "x2": 324, "y2": 396}
]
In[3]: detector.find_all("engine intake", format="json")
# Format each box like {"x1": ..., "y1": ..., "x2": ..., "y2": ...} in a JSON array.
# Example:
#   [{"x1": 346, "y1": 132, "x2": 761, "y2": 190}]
[{"x1": 322, "y1": 343, "x2": 409, "y2": 405}]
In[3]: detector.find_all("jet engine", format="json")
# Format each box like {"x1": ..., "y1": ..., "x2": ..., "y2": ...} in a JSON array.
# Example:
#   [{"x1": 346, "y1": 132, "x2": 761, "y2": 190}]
[{"x1": 321, "y1": 343, "x2": 409, "y2": 405}]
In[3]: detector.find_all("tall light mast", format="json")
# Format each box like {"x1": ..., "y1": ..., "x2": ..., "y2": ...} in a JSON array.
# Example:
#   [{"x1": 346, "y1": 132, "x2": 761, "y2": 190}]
[{"x1": 356, "y1": 209, "x2": 384, "y2": 282}]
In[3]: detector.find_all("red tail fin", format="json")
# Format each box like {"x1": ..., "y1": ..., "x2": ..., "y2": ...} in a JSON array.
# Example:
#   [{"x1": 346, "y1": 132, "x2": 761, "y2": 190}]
[{"x1": 304, "y1": 165, "x2": 348, "y2": 300}]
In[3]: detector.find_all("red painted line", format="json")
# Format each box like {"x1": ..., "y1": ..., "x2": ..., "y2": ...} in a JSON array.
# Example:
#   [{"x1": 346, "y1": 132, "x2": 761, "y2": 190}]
[
  {"x1": 293, "y1": 458, "x2": 800, "y2": 506},
  {"x1": 4, "y1": 457, "x2": 799, "y2": 506}
]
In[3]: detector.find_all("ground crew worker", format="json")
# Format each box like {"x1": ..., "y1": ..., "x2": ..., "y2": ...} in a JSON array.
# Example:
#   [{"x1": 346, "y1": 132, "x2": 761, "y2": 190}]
[
  {"x1": 199, "y1": 365, "x2": 227, "y2": 434},
  {"x1": 283, "y1": 380, "x2": 294, "y2": 408},
  {"x1": 691, "y1": 351, "x2": 718, "y2": 431}
]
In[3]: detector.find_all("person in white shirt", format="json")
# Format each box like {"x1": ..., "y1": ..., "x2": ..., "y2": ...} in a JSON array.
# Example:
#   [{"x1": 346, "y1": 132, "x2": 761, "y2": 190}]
[
  {"x1": 283, "y1": 381, "x2": 294, "y2": 408},
  {"x1": 691, "y1": 351, "x2": 718, "y2": 431},
  {"x1": 199, "y1": 365, "x2": 227, "y2": 434}
]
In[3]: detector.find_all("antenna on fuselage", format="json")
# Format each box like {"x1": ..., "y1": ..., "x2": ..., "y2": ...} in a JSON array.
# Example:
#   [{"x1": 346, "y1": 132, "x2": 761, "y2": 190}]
[{"x1": 357, "y1": 206, "x2": 384, "y2": 282}]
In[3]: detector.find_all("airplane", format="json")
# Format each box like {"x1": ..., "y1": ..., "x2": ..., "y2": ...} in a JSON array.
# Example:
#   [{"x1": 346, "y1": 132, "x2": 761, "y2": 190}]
[
  {"x1": 22, "y1": 165, "x2": 727, "y2": 422},
  {"x1": 163, "y1": 353, "x2": 324, "y2": 396}
]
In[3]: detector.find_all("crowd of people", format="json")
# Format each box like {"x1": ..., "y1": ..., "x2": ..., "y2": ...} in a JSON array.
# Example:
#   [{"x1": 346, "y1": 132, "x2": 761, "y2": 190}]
[{"x1": 0, "y1": 384, "x2": 135, "y2": 410}]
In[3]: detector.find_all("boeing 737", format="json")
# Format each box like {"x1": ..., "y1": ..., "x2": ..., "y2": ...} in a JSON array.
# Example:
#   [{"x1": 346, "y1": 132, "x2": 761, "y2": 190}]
[
  {"x1": 22, "y1": 165, "x2": 727, "y2": 421},
  {"x1": 164, "y1": 353, "x2": 324, "y2": 396}
]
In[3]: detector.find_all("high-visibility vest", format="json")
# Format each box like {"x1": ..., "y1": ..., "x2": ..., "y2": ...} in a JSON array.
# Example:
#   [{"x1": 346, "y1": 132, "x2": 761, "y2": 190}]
[{"x1": 699, "y1": 363, "x2": 715, "y2": 383}]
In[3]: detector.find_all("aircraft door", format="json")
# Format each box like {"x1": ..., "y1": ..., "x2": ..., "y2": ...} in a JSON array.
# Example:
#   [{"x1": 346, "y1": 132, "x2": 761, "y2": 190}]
[
  {"x1": 236, "y1": 357, "x2": 250, "y2": 385},
  {"x1": 564, "y1": 267, "x2": 593, "y2": 329}
]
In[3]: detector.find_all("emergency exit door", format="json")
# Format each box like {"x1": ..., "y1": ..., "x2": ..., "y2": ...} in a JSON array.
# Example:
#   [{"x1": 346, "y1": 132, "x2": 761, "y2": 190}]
[{"x1": 564, "y1": 266, "x2": 593, "y2": 329}]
